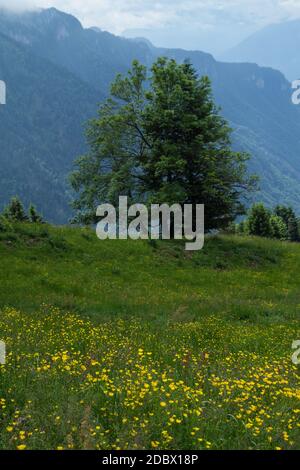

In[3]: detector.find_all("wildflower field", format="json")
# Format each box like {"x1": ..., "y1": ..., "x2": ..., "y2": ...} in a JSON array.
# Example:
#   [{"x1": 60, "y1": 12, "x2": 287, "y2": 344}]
[{"x1": 0, "y1": 224, "x2": 299, "y2": 450}]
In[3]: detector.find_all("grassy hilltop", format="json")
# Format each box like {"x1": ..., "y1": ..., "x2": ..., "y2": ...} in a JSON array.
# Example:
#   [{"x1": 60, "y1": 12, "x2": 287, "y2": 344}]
[
  {"x1": 1, "y1": 222, "x2": 300, "y2": 323},
  {"x1": 0, "y1": 223, "x2": 299, "y2": 450}
]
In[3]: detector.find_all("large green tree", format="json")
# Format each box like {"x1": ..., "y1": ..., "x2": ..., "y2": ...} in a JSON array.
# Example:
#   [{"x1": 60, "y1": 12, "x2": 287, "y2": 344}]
[{"x1": 70, "y1": 58, "x2": 256, "y2": 228}]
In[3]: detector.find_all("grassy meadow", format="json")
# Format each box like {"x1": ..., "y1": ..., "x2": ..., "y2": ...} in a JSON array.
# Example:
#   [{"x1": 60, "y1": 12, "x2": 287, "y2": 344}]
[{"x1": 0, "y1": 223, "x2": 299, "y2": 449}]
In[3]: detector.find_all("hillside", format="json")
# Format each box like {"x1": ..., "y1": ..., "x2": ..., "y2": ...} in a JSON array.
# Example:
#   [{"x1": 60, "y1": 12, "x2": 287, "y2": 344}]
[
  {"x1": 0, "y1": 30, "x2": 99, "y2": 223},
  {"x1": 1, "y1": 8, "x2": 300, "y2": 219},
  {"x1": 1, "y1": 223, "x2": 300, "y2": 322},
  {"x1": 0, "y1": 224, "x2": 299, "y2": 450},
  {"x1": 222, "y1": 19, "x2": 300, "y2": 81}
]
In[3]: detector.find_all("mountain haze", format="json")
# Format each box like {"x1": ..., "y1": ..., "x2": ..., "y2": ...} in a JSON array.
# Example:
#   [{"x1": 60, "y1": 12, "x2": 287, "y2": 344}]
[{"x1": 222, "y1": 19, "x2": 300, "y2": 82}]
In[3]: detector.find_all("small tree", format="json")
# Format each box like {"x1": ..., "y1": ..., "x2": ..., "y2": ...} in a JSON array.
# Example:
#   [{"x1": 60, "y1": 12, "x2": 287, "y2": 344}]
[
  {"x1": 270, "y1": 215, "x2": 287, "y2": 240},
  {"x1": 3, "y1": 197, "x2": 28, "y2": 222},
  {"x1": 274, "y1": 205, "x2": 299, "y2": 241},
  {"x1": 247, "y1": 203, "x2": 271, "y2": 237},
  {"x1": 28, "y1": 204, "x2": 43, "y2": 223}
]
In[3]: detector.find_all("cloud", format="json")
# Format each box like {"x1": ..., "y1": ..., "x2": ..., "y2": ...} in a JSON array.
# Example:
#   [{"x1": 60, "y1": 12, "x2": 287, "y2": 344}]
[
  {"x1": 0, "y1": 0, "x2": 38, "y2": 11},
  {"x1": 1, "y1": 1, "x2": 300, "y2": 32},
  {"x1": 1, "y1": 0, "x2": 300, "y2": 52}
]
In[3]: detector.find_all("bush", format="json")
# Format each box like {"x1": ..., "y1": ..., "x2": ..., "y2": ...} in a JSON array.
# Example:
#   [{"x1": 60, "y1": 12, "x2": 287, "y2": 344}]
[
  {"x1": 1, "y1": 197, "x2": 45, "y2": 225},
  {"x1": 270, "y1": 215, "x2": 287, "y2": 240},
  {"x1": 237, "y1": 203, "x2": 299, "y2": 243},
  {"x1": 29, "y1": 204, "x2": 44, "y2": 223},
  {"x1": 3, "y1": 197, "x2": 28, "y2": 222},
  {"x1": 274, "y1": 205, "x2": 299, "y2": 241},
  {"x1": 287, "y1": 216, "x2": 299, "y2": 242},
  {"x1": 236, "y1": 220, "x2": 247, "y2": 234},
  {"x1": 247, "y1": 203, "x2": 272, "y2": 238},
  {"x1": 0, "y1": 215, "x2": 12, "y2": 233}
]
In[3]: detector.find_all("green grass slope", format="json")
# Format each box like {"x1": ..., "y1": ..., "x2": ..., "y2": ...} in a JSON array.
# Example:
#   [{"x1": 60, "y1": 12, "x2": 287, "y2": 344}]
[
  {"x1": 0, "y1": 224, "x2": 299, "y2": 450},
  {"x1": 0, "y1": 223, "x2": 299, "y2": 324}
]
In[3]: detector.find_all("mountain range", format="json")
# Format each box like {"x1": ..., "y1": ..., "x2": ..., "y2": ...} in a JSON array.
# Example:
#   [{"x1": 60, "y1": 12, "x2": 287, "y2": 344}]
[
  {"x1": 222, "y1": 19, "x2": 300, "y2": 82},
  {"x1": 0, "y1": 7, "x2": 300, "y2": 222}
]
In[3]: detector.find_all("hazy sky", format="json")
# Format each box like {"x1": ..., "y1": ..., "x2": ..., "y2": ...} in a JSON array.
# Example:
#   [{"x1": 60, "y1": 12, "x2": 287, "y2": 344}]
[{"x1": 1, "y1": 0, "x2": 300, "y2": 54}]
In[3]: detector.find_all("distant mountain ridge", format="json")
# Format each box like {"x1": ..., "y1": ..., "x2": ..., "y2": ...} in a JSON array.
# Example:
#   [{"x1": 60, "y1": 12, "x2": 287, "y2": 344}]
[
  {"x1": 1, "y1": 7, "x2": 300, "y2": 222},
  {"x1": 222, "y1": 19, "x2": 300, "y2": 81},
  {"x1": 0, "y1": 8, "x2": 153, "y2": 93}
]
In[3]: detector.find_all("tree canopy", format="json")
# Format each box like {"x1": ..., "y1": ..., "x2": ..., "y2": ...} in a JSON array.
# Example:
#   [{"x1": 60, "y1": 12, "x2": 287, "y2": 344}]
[{"x1": 70, "y1": 57, "x2": 256, "y2": 229}]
